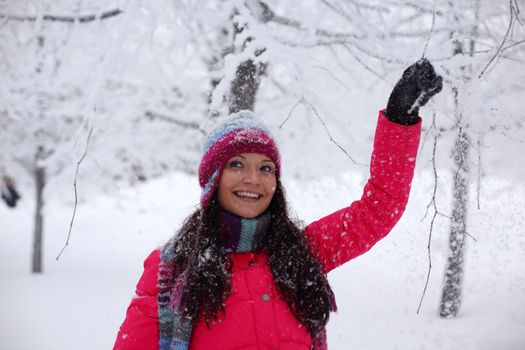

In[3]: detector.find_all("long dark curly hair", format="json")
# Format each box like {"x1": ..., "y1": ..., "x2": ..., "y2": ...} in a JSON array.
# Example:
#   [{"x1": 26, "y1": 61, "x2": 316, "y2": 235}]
[{"x1": 168, "y1": 177, "x2": 335, "y2": 335}]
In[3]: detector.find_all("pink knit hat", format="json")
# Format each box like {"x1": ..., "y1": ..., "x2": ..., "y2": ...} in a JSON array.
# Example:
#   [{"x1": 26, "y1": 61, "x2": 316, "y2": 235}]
[{"x1": 198, "y1": 110, "x2": 281, "y2": 208}]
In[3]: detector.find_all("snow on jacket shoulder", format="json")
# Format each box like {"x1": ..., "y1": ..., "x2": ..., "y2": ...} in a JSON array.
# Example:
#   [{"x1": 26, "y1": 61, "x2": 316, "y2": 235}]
[{"x1": 113, "y1": 110, "x2": 422, "y2": 350}]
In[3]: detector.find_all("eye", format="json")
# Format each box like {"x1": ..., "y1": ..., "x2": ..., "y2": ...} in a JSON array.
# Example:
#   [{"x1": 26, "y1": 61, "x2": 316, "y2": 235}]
[
  {"x1": 260, "y1": 164, "x2": 276, "y2": 174},
  {"x1": 227, "y1": 160, "x2": 243, "y2": 169}
]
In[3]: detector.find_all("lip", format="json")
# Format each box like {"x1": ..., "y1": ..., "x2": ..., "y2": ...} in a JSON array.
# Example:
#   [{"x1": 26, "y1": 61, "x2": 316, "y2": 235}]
[{"x1": 233, "y1": 191, "x2": 263, "y2": 203}]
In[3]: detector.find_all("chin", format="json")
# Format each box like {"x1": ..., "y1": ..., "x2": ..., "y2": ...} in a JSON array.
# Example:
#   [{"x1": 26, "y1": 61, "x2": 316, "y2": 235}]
[
  {"x1": 234, "y1": 210, "x2": 261, "y2": 219},
  {"x1": 227, "y1": 203, "x2": 269, "y2": 218}
]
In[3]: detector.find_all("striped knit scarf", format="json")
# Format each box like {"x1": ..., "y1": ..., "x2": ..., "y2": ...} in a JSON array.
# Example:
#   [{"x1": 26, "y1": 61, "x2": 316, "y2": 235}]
[{"x1": 158, "y1": 210, "x2": 328, "y2": 350}]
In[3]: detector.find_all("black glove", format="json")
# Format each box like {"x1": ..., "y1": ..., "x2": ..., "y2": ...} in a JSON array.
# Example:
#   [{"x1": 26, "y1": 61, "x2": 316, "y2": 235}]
[{"x1": 386, "y1": 58, "x2": 443, "y2": 125}]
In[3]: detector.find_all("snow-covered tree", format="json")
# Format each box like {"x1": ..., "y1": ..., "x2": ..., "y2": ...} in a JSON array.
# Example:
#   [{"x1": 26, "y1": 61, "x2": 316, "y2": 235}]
[
  {"x1": 0, "y1": 1, "x2": 128, "y2": 272},
  {"x1": 0, "y1": 0, "x2": 206, "y2": 271}
]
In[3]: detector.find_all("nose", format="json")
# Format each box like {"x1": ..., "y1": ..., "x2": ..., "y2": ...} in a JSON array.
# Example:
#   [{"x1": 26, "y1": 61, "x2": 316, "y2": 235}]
[{"x1": 242, "y1": 167, "x2": 260, "y2": 184}]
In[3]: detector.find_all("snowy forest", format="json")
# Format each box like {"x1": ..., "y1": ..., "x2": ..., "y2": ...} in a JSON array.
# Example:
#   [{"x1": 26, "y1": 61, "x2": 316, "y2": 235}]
[{"x1": 1, "y1": 0, "x2": 524, "y2": 349}]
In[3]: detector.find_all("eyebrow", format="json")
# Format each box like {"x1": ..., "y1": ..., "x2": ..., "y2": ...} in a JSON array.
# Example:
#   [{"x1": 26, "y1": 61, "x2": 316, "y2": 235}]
[{"x1": 233, "y1": 155, "x2": 274, "y2": 163}]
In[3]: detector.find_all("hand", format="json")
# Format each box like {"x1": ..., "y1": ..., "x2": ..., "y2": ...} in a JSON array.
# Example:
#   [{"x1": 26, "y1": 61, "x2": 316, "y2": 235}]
[{"x1": 386, "y1": 58, "x2": 443, "y2": 125}]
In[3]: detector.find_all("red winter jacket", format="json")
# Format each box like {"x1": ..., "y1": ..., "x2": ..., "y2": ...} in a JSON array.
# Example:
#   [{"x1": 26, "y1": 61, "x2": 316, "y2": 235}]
[{"x1": 114, "y1": 111, "x2": 421, "y2": 350}]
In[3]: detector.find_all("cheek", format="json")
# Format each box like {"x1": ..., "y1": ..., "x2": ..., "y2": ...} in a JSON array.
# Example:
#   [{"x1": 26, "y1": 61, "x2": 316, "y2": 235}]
[
  {"x1": 217, "y1": 179, "x2": 229, "y2": 203},
  {"x1": 265, "y1": 180, "x2": 277, "y2": 198},
  {"x1": 217, "y1": 185, "x2": 234, "y2": 211},
  {"x1": 217, "y1": 172, "x2": 240, "y2": 205},
  {"x1": 218, "y1": 172, "x2": 236, "y2": 191},
  {"x1": 218, "y1": 178, "x2": 234, "y2": 193}
]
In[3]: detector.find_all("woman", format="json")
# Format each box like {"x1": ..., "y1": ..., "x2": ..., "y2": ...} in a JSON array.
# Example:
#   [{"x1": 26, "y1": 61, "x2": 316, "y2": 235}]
[{"x1": 114, "y1": 59, "x2": 442, "y2": 350}]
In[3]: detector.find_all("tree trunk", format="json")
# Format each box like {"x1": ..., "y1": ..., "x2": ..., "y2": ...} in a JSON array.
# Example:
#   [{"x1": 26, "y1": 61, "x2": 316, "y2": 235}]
[
  {"x1": 439, "y1": 0, "x2": 480, "y2": 316},
  {"x1": 229, "y1": 59, "x2": 260, "y2": 113},
  {"x1": 32, "y1": 155, "x2": 45, "y2": 273},
  {"x1": 439, "y1": 35, "x2": 472, "y2": 317},
  {"x1": 213, "y1": 5, "x2": 265, "y2": 115},
  {"x1": 439, "y1": 105, "x2": 469, "y2": 317}
]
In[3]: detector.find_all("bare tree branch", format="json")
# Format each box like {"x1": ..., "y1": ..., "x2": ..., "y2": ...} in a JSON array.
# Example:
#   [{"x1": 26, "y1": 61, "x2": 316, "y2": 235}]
[
  {"x1": 56, "y1": 127, "x2": 93, "y2": 261},
  {"x1": 145, "y1": 111, "x2": 204, "y2": 134},
  {"x1": 479, "y1": 0, "x2": 521, "y2": 78},
  {"x1": 278, "y1": 96, "x2": 365, "y2": 166},
  {"x1": 388, "y1": 28, "x2": 451, "y2": 38},
  {"x1": 394, "y1": 1, "x2": 445, "y2": 16},
  {"x1": 342, "y1": 44, "x2": 390, "y2": 83},
  {"x1": 302, "y1": 99, "x2": 366, "y2": 166},
  {"x1": 394, "y1": 11, "x2": 432, "y2": 27},
  {"x1": 421, "y1": 7, "x2": 437, "y2": 58},
  {"x1": 349, "y1": 40, "x2": 405, "y2": 64},
  {"x1": 320, "y1": 0, "x2": 355, "y2": 25},
  {"x1": 312, "y1": 65, "x2": 350, "y2": 90},
  {"x1": 0, "y1": 8, "x2": 122, "y2": 23},
  {"x1": 422, "y1": 116, "x2": 443, "y2": 222},
  {"x1": 279, "y1": 97, "x2": 304, "y2": 129},
  {"x1": 341, "y1": 0, "x2": 391, "y2": 13},
  {"x1": 417, "y1": 123, "x2": 439, "y2": 315},
  {"x1": 417, "y1": 210, "x2": 437, "y2": 314},
  {"x1": 253, "y1": 1, "x2": 364, "y2": 40},
  {"x1": 476, "y1": 133, "x2": 482, "y2": 210},
  {"x1": 473, "y1": 39, "x2": 525, "y2": 55}
]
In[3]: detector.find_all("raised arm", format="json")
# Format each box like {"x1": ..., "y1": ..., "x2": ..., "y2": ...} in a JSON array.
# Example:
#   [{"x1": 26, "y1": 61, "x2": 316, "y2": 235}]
[
  {"x1": 305, "y1": 59, "x2": 442, "y2": 273},
  {"x1": 305, "y1": 111, "x2": 420, "y2": 272}
]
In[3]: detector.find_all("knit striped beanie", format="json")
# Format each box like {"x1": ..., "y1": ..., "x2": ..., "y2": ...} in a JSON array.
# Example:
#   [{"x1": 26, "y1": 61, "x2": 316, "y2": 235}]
[{"x1": 198, "y1": 110, "x2": 281, "y2": 208}]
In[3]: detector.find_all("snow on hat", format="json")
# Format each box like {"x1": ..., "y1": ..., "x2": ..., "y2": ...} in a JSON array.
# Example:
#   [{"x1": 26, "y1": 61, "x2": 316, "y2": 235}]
[{"x1": 198, "y1": 110, "x2": 281, "y2": 208}]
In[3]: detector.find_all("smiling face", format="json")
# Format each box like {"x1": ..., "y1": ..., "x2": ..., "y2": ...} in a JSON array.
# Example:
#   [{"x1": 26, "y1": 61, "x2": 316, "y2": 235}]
[{"x1": 217, "y1": 153, "x2": 277, "y2": 218}]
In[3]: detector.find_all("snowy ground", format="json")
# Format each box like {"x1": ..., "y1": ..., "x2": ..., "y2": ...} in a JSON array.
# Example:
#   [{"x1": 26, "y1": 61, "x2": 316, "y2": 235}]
[{"x1": 1, "y1": 170, "x2": 524, "y2": 350}]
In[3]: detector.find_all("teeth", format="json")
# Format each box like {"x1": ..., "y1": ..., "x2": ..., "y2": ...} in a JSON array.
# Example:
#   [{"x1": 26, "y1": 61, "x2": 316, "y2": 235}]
[{"x1": 236, "y1": 191, "x2": 260, "y2": 199}]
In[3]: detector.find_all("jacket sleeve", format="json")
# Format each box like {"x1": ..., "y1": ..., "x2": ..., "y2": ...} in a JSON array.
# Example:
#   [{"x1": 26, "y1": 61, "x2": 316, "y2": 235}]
[
  {"x1": 304, "y1": 110, "x2": 421, "y2": 273},
  {"x1": 113, "y1": 250, "x2": 160, "y2": 350}
]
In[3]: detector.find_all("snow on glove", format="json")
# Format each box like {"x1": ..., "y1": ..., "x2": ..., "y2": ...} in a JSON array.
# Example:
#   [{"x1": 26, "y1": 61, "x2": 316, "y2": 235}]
[{"x1": 386, "y1": 58, "x2": 443, "y2": 125}]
